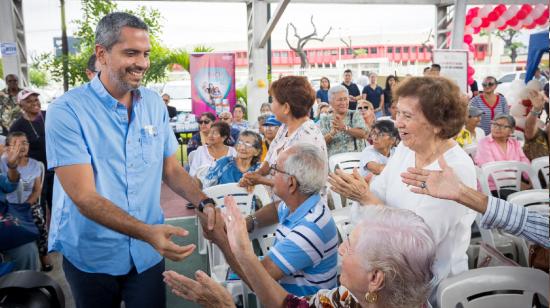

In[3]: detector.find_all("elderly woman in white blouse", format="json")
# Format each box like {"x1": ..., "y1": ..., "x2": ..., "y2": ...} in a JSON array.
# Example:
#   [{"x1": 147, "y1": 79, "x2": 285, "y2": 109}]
[{"x1": 329, "y1": 76, "x2": 476, "y2": 304}]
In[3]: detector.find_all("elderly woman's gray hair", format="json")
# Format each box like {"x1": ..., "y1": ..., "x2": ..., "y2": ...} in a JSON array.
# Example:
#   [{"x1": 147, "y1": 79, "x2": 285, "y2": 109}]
[
  {"x1": 328, "y1": 85, "x2": 349, "y2": 102},
  {"x1": 493, "y1": 113, "x2": 516, "y2": 128},
  {"x1": 282, "y1": 144, "x2": 327, "y2": 195},
  {"x1": 351, "y1": 206, "x2": 436, "y2": 308},
  {"x1": 96, "y1": 12, "x2": 148, "y2": 50}
]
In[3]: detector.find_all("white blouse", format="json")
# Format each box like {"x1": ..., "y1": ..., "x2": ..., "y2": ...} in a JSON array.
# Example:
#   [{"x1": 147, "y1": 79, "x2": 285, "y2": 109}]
[
  {"x1": 370, "y1": 142, "x2": 477, "y2": 287},
  {"x1": 189, "y1": 145, "x2": 236, "y2": 177}
]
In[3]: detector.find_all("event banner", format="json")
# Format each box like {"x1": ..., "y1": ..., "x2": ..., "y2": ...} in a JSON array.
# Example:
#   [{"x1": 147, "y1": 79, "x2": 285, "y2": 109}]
[
  {"x1": 432, "y1": 49, "x2": 469, "y2": 94},
  {"x1": 190, "y1": 53, "x2": 236, "y2": 116}
]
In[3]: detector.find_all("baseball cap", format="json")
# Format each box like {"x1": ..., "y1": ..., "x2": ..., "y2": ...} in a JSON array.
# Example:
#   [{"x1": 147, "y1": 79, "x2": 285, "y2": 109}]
[
  {"x1": 17, "y1": 88, "x2": 40, "y2": 103},
  {"x1": 263, "y1": 115, "x2": 282, "y2": 126},
  {"x1": 468, "y1": 106, "x2": 484, "y2": 117}
]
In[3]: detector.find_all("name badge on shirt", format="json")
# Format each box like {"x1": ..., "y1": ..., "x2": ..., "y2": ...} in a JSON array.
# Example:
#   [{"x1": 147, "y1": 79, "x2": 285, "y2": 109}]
[{"x1": 142, "y1": 125, "x2": 158, "y2": 137}]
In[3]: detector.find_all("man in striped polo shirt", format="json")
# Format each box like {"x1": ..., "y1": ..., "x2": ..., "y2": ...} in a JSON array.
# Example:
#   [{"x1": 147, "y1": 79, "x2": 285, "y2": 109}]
[{"x1": 203, "y1": 144, "x2": 338, "y2": 296}]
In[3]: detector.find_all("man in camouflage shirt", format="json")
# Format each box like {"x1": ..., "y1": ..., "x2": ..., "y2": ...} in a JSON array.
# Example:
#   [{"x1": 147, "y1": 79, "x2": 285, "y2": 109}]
[{"x1": 0, "y1": 74, "x2": 22, "y2": 133}]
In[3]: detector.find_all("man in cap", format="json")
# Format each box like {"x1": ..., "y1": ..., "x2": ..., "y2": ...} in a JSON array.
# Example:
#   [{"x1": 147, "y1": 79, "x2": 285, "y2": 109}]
[
  {"x1": 455, "y1": 106, "x2": 486, "y2": 147},
  {"x1": 260, "y1": 115, "x2": 281, "y2": 161},
  {"x1": 0, "y1": 74, "x2": 23, "y2": 133}
]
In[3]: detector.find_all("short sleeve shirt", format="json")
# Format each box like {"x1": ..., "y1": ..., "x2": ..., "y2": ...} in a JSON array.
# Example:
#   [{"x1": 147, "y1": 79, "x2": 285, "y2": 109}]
[
  {"x1": 358, "y1": 145, "x2": 394, "y2": 177},
  {"x1": 0, "y1": 156, "x2": 41, "y2": 204},
  {"x1": 267, "y1": 194, "x2": 338, "y2": 296},
  {"x1": 341, "y1": 83, "x2": 361, "y2": 110},
  {"x1": 316, "y1": 89, "x2": 328, "y2": 103},
  {"x1": 362, "y1": 85, "x2": 384, "y2": 109},
  {"x1": 46, "y1": 75, "x2": 178, "y2": 275},
  {"x1": 469, "y1": 94, "x2": 509, "y2": 135},
  {"x1": 319, "y1": 110, "x2": 367, "y2": 156}
]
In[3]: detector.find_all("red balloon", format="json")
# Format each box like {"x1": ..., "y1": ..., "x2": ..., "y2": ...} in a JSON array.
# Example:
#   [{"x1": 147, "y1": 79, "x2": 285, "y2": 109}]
[
  {"x1": 466, "y1": 15, "x2": 473, "y2": 25},
  {"x1": 467, "y1": 66, "x2": 475, "y2": 75},
  {"x1": 469, "y1": 44, "x2": 475, "y2": 52},
  {"x1": 536, "y1": 15, "x2": 548, "y2": 25},
  {"x1": 488, "y1": 11, "x2": 499, "y2": 21},
  {"x1": 481, "y1": 18, "x2": 490, "y2": 28},
  {"x1": 468, "y1": 77, "x2": 475, "y2": 85},
  {"x1": 463, "y1": 34, "x2": 473, "y2": 44},
  {"x1": 473, "y1": 27, "x2": 481, "y2": 34},
  {"x1": 469, "y1": 7, "x2": 480, "y2": 16},
  {"x1": 497, "y1": 25, "x2": 507, "y2": 31},
  {"x1": 520, "y1": 4, "x2": 532, "y2": 14},
  {"x1": 496, "y1": 4, "x2": 507, "y2": 14},
  {"x1": 507, "y1": 17, "x2": 519, "y2": 26},
  {"x1": 525, "y1": 23, "x2": 536, "y2": 29},
  {"x1": 516, "y1": 10, "x2": 527, "y2": 20}
]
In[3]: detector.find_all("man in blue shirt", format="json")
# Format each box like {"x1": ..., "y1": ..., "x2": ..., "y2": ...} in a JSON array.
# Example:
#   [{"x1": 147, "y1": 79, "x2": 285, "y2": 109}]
[
  {"x1": 46, "y1": 13, "x2": 217, "y2": 308},
  {"x1": 362, "y1": 73, "x2": 384, "y2": 118}
]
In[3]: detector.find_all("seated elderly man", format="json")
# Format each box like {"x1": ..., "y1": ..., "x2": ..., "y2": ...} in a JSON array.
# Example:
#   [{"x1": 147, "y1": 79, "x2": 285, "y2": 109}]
[
  {"x1": 201, "y1": 143, "x2": 338, "y2": 296},
  {"x1": 320, "y1": 85, "x2": 368, "y2": 156},
  {"x1": 165, "y1": 204, "x2": 436, "y2": 308}
]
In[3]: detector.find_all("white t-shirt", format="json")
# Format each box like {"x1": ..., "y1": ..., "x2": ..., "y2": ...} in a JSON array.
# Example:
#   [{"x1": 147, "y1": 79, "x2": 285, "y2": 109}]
[
  {"x1": 0, "y1": 156, "x2": 42, "y2": 203},
  {"x1": 189, "y1": 145, "x2": 236, "y2": 177},
  {"x1": 358, "y1": 145, "x2": 394, "y2": 177},
  {"x1": 370, "y1": 142, "x2": 476, "y2": 288},
  {"x1": 471, "y1": 127, "x2": 486, "y2": 145}
]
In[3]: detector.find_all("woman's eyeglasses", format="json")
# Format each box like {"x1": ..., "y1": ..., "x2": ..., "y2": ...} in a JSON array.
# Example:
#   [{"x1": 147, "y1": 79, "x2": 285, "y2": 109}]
[
  {"x1": 482, "y1": 82, "x2": 496, "y2": 87},
  {"x1": 491, "y1": 122, "x2": 512, "y2": 130},
  {"x1": 236, "y1": 140, "x2": 255, "y2": 149},
  {"x1": 369, "y1": 131, "x2": 389, "y2": 139},
  {"x1": 198, "y1": 120, "x2": 211, "y2": 125}
]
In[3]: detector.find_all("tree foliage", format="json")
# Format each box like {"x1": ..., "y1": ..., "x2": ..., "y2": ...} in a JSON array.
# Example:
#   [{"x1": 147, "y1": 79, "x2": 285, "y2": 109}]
[
  {"x1": 494, "y1": 29, "x2": 524, "y2": 64},
  {"x1": 34, "y1": 0, "x2": 211, "y2": 87}
]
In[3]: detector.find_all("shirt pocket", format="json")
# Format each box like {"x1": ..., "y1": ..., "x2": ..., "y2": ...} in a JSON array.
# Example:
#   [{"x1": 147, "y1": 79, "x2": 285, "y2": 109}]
[{"x1": 140, "y1": 126, "x2": 163, "y2": 164}]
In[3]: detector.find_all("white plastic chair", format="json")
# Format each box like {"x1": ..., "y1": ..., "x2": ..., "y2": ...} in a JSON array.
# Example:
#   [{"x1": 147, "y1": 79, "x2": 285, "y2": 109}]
[
  {"x1": 512, "y1": 131, "x2": 525, "y2": 147},
  {"x1": 463, "y1": 144, "x2": 477, "y2": 159},
  {"x1": 531, "y1": 156, "x2": 549, "y2": 187},
  {"x1": 480, "y1": 161, "x2": 541, "y2": 197},
  {"x1": 437, "y1": 266, "x2": 549, "y2": 308},
  {"x1": 328, "y1": 152, "x2": 362, "y2": 173}
]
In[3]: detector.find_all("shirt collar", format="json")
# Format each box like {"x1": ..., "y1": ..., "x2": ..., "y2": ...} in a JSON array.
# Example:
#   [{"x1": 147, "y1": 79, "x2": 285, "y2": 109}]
[
  {"x1": 283, "y1": 194, "x2": 321, "y2": 224},
  {"x1": 90, "y1": 73, "x2": 142, "y2": 110}
]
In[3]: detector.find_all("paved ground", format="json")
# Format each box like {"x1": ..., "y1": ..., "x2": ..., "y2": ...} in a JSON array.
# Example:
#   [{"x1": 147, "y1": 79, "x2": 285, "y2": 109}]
[{"x1": 45, "y1": 183, "x2": 198, "y2": 308}]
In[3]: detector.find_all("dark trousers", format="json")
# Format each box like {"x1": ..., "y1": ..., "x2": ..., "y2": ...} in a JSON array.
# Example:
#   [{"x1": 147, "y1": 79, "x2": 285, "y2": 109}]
[{"x1": 63, "y1": 257, "x2": 166, "y2": 308}]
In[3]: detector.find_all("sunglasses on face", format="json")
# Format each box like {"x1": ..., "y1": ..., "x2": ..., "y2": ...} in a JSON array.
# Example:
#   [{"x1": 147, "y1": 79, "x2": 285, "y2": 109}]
[
  {"x1": 357, "y1": 106, "x2": 369, "y2": 111},
  {"x1": 198, "y1": 120, "x2": 211, "y2": 125},
  {"x1": 220, "y1": 117, "x2": 231, "y2": 120},
  {"x1": 482, "y1": 82, "x2": 496, "y2": 87}
]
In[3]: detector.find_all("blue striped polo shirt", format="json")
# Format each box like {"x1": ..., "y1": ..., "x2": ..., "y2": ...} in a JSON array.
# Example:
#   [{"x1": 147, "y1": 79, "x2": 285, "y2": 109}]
[
  {"x1": 267, "y1": 194, "x2": 338, "y2": 296},
  {"x1": 470, "y1": 94, "x2": 509, "y2": 135}
]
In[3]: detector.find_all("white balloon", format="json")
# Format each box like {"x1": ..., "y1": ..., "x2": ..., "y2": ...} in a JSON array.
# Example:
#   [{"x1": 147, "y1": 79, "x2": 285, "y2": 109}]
[
  {"x1": 508, "y1": 4, "x2": 519, "y2": 15},
  {"x1": 480, "y1": 5, "x2": 493, "y2": 17},
  {"x1": 512, "y1": 23, "x2": 522, "y2": 31},
  {"x1": 472, "y1": 17, "x2": 482, "y2": 28},
  {"x1": 468, "y1": 51, "x2": 475, "y2": 60},
  {"x1": 524, "y1": 16, "x2": 534, "y2": 26},
  {"x1": 496, "y1": 18, "x2": 505, "y2": 28},
  {"x1": 533, "y1": 4, "x2": 546, "y2": 19},
  {"x1": 486, "y1": 23, "x2": 496, "y2": 31},
  {"x1": 464, "y1": 27, "x2": 474, "y2": 35}
]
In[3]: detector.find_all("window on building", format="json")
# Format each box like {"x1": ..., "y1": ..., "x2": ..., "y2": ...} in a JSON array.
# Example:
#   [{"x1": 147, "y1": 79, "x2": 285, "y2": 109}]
[
  {"x1": 281, "y1": 51, "x2": 288, "y2": 57},
  {"x1": 396, "y1": 47, "x2": 401, "y2": 53},
  {"x1": 412, "y1": 47, "x2": 417, "y2": 53},
  {"x1": 419, "y1": 47, "x2": 425, "y2": 52},
  {"x1": 403, "y1": 47, "x2": 409, "y2": 53},
  {"x1": 387, "y1": 47, "x2": 393, "y2": 53},
  {"x1": 370, "y1": 47, "x2": 377, "y2": 54},
  {"x1": 273, "y1": 51, "x2": 280, "y2": 57}
]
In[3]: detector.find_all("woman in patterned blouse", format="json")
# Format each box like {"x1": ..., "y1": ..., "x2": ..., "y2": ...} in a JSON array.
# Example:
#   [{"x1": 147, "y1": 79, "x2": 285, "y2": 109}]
[{"x1": 164, "y1": 203, "x2": 436, "y2": 308}]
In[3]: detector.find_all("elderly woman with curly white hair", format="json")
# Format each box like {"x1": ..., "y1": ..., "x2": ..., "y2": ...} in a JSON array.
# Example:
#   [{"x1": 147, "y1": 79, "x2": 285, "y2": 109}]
[{"x1": 164, "y1": 203, "x2": 436, "y2": 308}]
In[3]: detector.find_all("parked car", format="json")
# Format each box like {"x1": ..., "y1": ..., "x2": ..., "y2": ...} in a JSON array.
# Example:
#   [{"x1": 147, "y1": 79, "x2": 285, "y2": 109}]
[
  {"x1": 496, "y1": 71, "x2": 526, "y2": 98},
  {"x1": 162, "y1": 80, "x2": 192, "y2": 112}
]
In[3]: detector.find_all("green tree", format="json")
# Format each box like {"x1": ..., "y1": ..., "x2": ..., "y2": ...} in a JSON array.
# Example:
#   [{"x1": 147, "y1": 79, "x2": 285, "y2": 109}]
[
  {"x1": 0, "y1": 61, "x2": 3, "y2": 79},
  {"x1": 29, "y1": 68, "x2": 48, "y2": 87},
  {"x1": 494, "y1": 29, "x2": 524, "y2": 64},
  {"x1": 35, "y1": 0, "x2": 210, "y2": 87}
]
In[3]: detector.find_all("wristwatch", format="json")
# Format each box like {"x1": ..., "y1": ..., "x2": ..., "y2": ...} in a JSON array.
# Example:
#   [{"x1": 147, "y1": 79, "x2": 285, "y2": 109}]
[
  {"x1": 530, "y1": 109, "x2": 543, "y2": 117},
  {"x1": 197, "y1": 198, "x2": 215, "y2": 212},
  {"x1": 246, "y1": 214, "x2": 259, "y2": 233}
]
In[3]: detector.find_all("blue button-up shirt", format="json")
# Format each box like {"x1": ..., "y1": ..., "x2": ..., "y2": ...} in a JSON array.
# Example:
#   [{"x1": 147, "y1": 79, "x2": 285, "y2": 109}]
[{"x1": 46, "y1": 75, "x2": 178, "y2": 275}]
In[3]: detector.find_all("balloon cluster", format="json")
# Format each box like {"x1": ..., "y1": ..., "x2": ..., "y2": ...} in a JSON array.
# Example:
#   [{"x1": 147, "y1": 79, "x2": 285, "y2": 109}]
[{"x1": 463, "y1": 4, "x2": 549, "y2": 85}]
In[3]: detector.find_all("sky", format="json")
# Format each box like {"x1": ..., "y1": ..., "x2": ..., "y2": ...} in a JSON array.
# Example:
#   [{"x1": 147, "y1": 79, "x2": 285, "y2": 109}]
[{"x1": 21, "y1": 0, "x2": 437, "y2": 58}]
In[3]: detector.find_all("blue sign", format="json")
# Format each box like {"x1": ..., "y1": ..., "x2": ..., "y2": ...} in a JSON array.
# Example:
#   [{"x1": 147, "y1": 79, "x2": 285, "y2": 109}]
[{"x1": 0, "y1": 42, "x2": 17, "y2": 57}]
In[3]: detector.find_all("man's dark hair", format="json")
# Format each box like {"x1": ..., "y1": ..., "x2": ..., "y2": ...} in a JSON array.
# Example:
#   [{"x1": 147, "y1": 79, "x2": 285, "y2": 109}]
[
  {"x1": 344, "y1": 69, "x2": 352, "y2": 74},
  {"x1": 87, "y1": 54, "x2": 97, "y2": 72},
  {"x1": 234, "y1": 104, "x2": 246, "y2": 114},
  {"x1": 431, "y1": 64, "x2": 441, "y2": 71},
  {"x1": 95, "y1": 12, "x2": 148, "y2": 50},
  {"x1": 423, "y1": 67, "x2": 431, "y2": 73}
]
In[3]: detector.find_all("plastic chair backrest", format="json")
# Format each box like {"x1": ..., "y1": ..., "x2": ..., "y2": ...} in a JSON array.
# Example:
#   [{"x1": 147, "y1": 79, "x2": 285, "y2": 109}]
[
  {"x1": 437, "y1": 266, "x2": 549, "y2": 308},
  {"x1": 531, "y1": 156, "x2": 549, "y2": 187},
  {"x1": 328, "y1": 152, "x2": 362, "y2": 174},
  {"x1": 203, "y1": 183, "x2": 271, "y2": 216},
  {"x1": 0, "y1": 270, "x2": 65, "y2": 308},
  {"x1": 464, "y1": 144, "x2": 477, "y2": 159},
  {"x1": 507, "y1": 189, "x2": 550, "y2": 215},
  {"x1": 481, "y1": 161, "x2": 541, "y2": 197},
  {"x1": 249, "y1": 224, "x2": 278, "y2": 255}
]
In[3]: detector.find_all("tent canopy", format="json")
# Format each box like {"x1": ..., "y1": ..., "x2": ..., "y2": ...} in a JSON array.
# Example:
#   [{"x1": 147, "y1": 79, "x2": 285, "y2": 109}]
[{"x1": 525, "y1": 30, "x2": 549, "y2": 83}]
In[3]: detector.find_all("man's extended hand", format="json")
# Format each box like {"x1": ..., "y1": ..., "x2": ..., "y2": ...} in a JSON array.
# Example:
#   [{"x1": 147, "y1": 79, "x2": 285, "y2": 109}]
[
  {"x1": 145, "y1": 224, "x2": 196, "y2": 261},
  {"x1": 400, "y1": 156, "x2": 461, "y2": 201}
]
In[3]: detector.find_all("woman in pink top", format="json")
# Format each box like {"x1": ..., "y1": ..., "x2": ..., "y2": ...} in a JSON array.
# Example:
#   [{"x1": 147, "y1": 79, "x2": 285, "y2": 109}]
[{"x1": 475, "y1": 114, "x2": 530, "y2": 198}]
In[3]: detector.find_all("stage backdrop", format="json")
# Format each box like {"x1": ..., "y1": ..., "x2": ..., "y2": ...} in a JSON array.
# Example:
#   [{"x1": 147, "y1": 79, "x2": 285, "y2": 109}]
[{"x1": 190, "y1": 53, "x2": 236, "y2": 116}]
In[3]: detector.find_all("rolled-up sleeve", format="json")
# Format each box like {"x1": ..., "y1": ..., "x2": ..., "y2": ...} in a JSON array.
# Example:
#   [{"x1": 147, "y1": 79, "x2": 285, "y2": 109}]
[{"x1": 45, "y1": 102, "x2": 91, "y2": 170}]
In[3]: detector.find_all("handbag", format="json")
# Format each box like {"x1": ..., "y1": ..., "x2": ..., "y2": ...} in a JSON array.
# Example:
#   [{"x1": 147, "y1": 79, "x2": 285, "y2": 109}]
[
  {"x1": 0, "y1": 202, "x2": 39, "y2": 251},
  {"x1": 529, "y1": 245, "x2": 549, "y2": 273},
  {"x1": 476, "y1": 242, "x2": 520, "y2": 268}
]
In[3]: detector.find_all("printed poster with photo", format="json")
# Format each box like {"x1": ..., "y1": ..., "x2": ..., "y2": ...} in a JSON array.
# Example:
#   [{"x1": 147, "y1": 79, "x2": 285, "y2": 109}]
[{"x1": 190, "y1": 53, "x2": 236, "y2": 116}]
